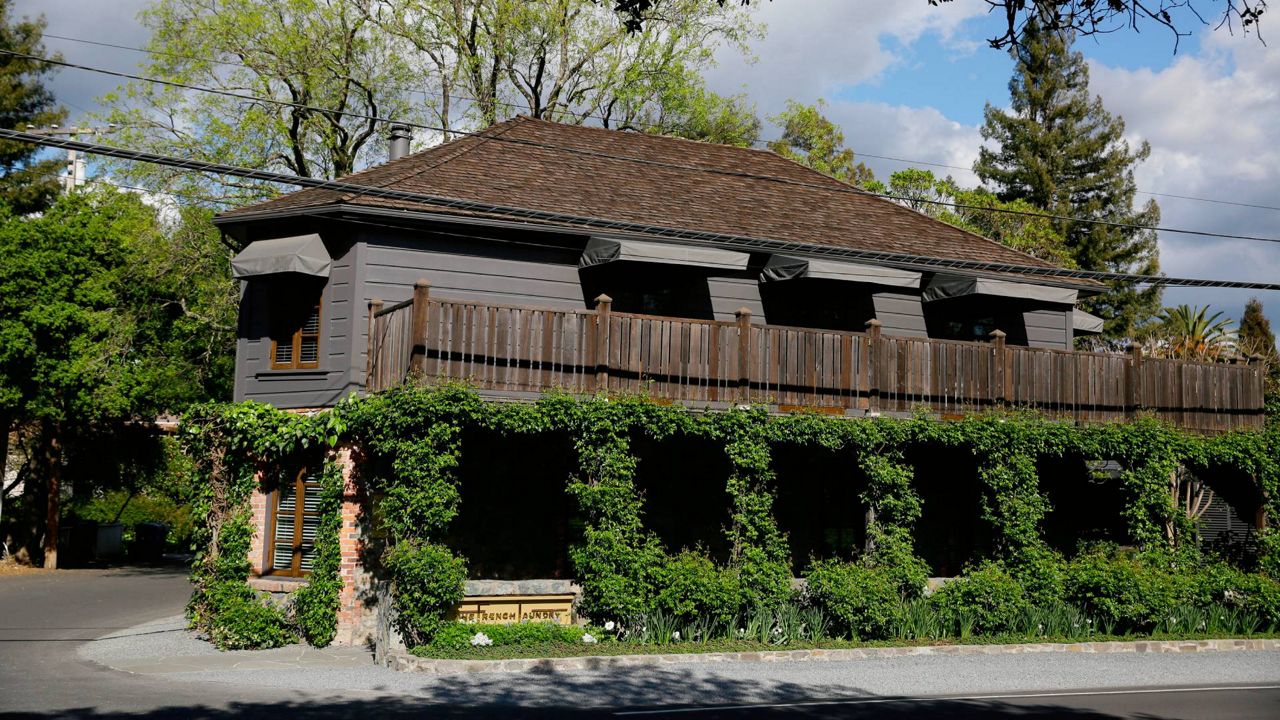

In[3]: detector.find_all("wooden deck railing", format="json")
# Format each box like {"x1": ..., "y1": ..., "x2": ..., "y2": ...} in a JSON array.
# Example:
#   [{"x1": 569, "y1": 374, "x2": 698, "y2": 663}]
[{"x1": 366, "y1": 280, "x2": 1267, "y2": 434}]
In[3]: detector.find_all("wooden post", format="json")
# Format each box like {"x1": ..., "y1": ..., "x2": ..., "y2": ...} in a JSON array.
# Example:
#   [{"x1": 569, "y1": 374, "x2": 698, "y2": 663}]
[
  {"x1": 594, "y1": 294, "x2": 612, "y2": 391},
  {"x1": 1127, "y1": 344, "x2": 1144, "y2": 417},
  {"x1": 990, "y1": 329, "x2": 1008, "y2": 406},
  {"x1": 409, "y1": 279, "x2": 430, "y2": 375},
  {"x1": 865, "y1": 319, "x2": 882, "y2": 415},
  {"x1": 366, "y1": 298, "x2": 383, "y2": 391},
  {"x1": 735, "y1": 307, "x2": 752, "y2": 403}
]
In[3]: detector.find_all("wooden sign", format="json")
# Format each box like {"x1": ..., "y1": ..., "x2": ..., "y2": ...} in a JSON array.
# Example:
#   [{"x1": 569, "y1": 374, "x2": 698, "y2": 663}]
[{"x1": 451, "y1": 594, "x2": 576, "y2": 625}]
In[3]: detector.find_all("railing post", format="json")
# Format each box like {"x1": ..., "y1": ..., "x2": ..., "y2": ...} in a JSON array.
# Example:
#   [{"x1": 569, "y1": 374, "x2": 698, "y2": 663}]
[
  {"x1": 409, "y1": 279, "x2": 431, "y2": 374},
  {"x1": 366, "y1": 297, "x2": 384, "y2": 391},
  {"x1": 865, "y1": 319, "x2": 882, "y2": 415},
  {"x1": 594, "y1": 294, "x2": 612, "y2": 391},
  {"x1": 735, "y1": 307, "x2": 752, "y2": 403},
  {"x1": 1127, "y1": 343, "x2": 1144, "y2": 417},
  {"x1": 990, "y1": 329, "x2": 1008, "y2": 406}
]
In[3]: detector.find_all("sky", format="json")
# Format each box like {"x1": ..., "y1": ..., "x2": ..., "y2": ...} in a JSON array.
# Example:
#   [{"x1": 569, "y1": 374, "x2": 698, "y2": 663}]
[{"x1": 14, "y1": 0, "x2": 1280, "y2": 331}]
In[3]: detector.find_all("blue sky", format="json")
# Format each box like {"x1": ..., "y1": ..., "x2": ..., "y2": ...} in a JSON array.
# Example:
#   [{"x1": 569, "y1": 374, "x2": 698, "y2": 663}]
[{"x1": 14, "y1": 0, "x2": 1280, "y2": 336}]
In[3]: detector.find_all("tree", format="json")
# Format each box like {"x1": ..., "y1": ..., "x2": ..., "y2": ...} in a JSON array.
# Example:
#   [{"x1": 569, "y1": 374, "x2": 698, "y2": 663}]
[
  {"x1": 99, "y1": 0, "x2": 421, "y2": 203},
  {"x1": 0, "y1": 187, "x2": 235, "y2": 566},
  {"x1": 101, "y1": 0, "x2": 758, "y2": 201},
  {"x1": 1147, "y1": 304, "x2": 1234, "y2": 361},
  {"x1": 974, "y1": 19, "x2": 1161, "y2": 340},
  {"x1": 369, "y1": 0, "x2": 758, "y2": 132},
  {"x1": 609, "y1": 1, "x2": 1268, "y2": 52},
  {"x1": 0, "y1": 1, "x2": 65, "y2": 216},
  {"x1": 767, "y1": 100, "x2": 875, "y2": 186},
  {"x1": 1238, "y1": 297, "x2": 1278, "y2": 366},
  {"x1": 867, "y1": 168, "x2": 1075, "y2": 267}
]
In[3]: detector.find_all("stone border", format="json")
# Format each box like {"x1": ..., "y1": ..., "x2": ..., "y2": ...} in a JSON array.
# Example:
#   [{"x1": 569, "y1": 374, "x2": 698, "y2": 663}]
[{"x1": 387, "y1": 638, "x2": 1280, "y2": 675}]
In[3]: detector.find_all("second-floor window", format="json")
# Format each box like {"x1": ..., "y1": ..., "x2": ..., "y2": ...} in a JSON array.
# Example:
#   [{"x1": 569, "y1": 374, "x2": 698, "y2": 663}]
[{"x1": 271, "y1": 298, "x2": 322, "y2": 370}]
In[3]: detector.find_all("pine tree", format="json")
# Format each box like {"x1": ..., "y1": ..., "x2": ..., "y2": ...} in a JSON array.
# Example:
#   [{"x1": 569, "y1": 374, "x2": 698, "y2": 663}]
[
  {"x1": 1238, "y1": 298, "x2": 1278, "y2": 364},
  {"x1": 0, "y1": 0, "x2": 65, "y2": 215},
  {"x1": 975, "y1": 20, "x2": 1161, "y2": 341}
]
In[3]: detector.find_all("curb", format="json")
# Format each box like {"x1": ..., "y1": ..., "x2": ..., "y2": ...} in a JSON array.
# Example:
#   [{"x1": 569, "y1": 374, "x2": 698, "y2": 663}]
[{"x1": 387, "y1": 637, "x2": 1280, "y2": 675}]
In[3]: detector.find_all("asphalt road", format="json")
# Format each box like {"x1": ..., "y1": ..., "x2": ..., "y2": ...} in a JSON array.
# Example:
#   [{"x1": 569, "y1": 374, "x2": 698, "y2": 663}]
[{"x1": 1, "y1": 568, "x2": 1277, "y2": 719}]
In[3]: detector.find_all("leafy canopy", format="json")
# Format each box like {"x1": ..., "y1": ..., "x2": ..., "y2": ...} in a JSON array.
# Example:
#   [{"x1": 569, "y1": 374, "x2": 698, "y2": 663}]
[{"x1": 0, "y1": 0, "x2": 66, "y2": 215}]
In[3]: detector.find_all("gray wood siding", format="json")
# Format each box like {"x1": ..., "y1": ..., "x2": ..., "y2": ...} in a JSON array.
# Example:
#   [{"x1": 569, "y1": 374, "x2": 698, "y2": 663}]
[
  {"x1": 872, "y1": 291, "x2": 928, "y2": 338},
  {"x1": 234, "y1": 238, "x2": 359, "y2": 408},
  {"x1": 1024, "y1": 307, "x2": 1072, "y2": 349},
  {"x1": 709, "y1": 277, "x2": 765, "y2": 322},
  {"x1": 354, "y1": 231, "x2": 587, "y2": 391}
]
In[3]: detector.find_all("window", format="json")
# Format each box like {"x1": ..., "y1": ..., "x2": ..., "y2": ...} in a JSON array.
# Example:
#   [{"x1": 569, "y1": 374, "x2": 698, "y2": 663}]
[
  {"x1": 267, "y1": 468, "x2": 323, "y2": 576},
  {"x1": 271, "y1": 299, "x2": 321, "y2": 370}
]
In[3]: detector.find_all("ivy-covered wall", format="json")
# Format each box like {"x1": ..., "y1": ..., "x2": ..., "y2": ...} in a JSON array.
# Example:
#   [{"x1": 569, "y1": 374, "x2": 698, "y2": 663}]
[{"x1": 181, "y1": 385, "x2": 1280, "y2": 648}]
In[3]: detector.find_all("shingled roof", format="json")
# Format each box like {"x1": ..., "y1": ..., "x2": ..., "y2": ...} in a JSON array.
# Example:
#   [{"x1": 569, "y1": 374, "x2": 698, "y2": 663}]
[{"x1": 219, "y1": 116, "x2": 1094, "y2": 287}]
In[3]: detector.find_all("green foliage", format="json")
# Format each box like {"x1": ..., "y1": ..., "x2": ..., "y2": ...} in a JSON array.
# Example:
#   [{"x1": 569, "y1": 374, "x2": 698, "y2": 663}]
[
  {"x1": 1063, "y1": 548, "x2": 1180, "y2": 630},
  {"x1": 203, "y1": 581, "x2": 295, "y2": 650},
  {"x1": 1238, "y1": 298, "x2": 1278, "y2": 365},
  {"x1": 181, "y1": 385, "x2": 1280, "y2": 653},
  {"x1": 932, "y1": 563, "x2": 1030, "y2": 635},
  {"x1": 863, "y1": 169, "x2": 1074, "y2": 267},
  {"x1": 290, "y1": 461, "x2": 344, "y2": 647},
  {"x1": 804, "y1": 559, "x2": 904, "y2": 639},
  {"x1": 0, "y1": 1, "x2": 66, "y2": 215},
  {"x1": 385, "y1": 540, "x2": 468, "y2": 647},
  {"x1": 1147, "y1": 305, "x2": 1235, "y2": 361},
  {"x1": 975, "y1": 17, "x2": 1162, "y2": 339},
  {"x1": 429, "y1": 621, "x2": 589, "y2": 652},
  {"x1": 767, "y1": 100, "x2": 875, "y2": 186},
  {"x1": 720, "y1": 412, "x2": 792, "y2": 610},
  {"x1": 654, "y1": 550, "x2": 741, "y2": 625}
]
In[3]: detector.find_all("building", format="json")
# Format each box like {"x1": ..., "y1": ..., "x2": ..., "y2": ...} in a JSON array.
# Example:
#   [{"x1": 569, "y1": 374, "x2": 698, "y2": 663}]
[{"x1": 215, "y1": 117, "x2": 1266, "y2": 644}]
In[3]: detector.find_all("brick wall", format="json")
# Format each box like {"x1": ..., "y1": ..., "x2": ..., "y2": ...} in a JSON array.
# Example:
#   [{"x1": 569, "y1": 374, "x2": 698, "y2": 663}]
[
  {"x1": 333, "y1": 445, "x2": 377, "y2": 646},
  {"x1": 248, "y1": 470, "x2": 269, "y2": 575}
]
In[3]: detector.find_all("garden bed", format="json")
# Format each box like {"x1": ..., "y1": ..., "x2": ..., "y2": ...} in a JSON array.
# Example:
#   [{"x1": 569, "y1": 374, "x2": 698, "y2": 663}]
[{"x1": 394, "y1": 635, "x2": 1280, "y2": 674}]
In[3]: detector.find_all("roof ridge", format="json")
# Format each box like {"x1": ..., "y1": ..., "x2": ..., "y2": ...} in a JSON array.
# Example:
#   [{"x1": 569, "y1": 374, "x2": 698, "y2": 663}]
[{"x1": 336, "y1": 117, "x2": 524, "y2": 201}]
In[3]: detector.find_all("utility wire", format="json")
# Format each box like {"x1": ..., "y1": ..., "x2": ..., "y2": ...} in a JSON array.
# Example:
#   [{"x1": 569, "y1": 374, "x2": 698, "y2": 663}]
[
  {"x1": 3, "y1": 127, "x2": 1278, "y2": 293},
  {"x1": 38, "y1": 31, "x2": 1280, "y2": 214},
  {"x1": 14, "y1": 47, "x2": 1280, "y2": 247}
]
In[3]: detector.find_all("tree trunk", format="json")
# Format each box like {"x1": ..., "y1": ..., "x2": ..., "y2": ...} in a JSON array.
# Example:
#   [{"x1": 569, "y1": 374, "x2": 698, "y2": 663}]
[{"x1": 41, "y1": 424, "x2": 60, "y2": 569}]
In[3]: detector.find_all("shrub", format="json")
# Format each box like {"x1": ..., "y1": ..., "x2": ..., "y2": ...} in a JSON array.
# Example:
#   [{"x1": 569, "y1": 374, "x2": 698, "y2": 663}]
[
  {"x1": 654, "y1": 551, "x2": 740, "y2": 625},
  {"x1": 1063, "y1": 550, "x2": 1178, "y2": 631},
  {"x1": 804, "y1": 560, "x2": 902, "y2": 639},
  {"x1": 204, "y1": 583, "x2": 294, "y2": 650},
  {"x1": 932, "y1": 563, "x2": 1028, "y2": 635},
  {"x1": 1007, "y1": 547, "x2": 1066, "y2": 606},
  {"x1": 385, "y1": 540, "x2": 468, "y2": 646}
]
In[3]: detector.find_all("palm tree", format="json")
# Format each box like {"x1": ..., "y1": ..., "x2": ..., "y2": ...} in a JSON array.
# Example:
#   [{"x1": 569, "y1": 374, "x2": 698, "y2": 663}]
[{"x1": 1153, "y1": 305, "x2": 1235, "y2": 361}]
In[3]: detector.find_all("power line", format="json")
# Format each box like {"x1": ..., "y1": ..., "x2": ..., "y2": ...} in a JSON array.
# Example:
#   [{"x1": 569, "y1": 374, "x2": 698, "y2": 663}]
[
  {"x1": 3, "y1": 127, "x2": 1278, "y2": 293},
  {"x1": 15, "y1": 48, "x2": 1280, "y2": 248},
  {"x1": 35, "y1": 34, "x2": 1280, "y2": 214}
]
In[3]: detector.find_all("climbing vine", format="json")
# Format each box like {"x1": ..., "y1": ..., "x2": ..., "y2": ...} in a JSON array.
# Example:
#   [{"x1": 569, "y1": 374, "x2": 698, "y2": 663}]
[{"x1": 181, "y1": 384, "x2": 1280, "y2": 649}]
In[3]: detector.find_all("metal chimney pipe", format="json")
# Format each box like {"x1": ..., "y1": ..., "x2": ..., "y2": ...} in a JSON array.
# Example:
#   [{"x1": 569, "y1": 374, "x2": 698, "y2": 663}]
[{"x1": 389, "y1": 123, "x2": 411, "y2": 161}]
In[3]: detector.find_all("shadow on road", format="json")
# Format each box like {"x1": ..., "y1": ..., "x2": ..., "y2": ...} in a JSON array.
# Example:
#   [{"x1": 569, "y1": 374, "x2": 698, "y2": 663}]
[{"x1": 0, "y1": 695, "x2": 1134, "y2": 719}]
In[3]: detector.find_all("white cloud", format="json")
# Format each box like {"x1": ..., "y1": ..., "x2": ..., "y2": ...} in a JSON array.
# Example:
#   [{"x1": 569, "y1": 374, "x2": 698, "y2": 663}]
[
  {"x1": 705, "y1": 0, "x2": 989, "y2": 112},
  {"x1": 1088, "y1": 35, "x2": 1280, "y2": 325}
]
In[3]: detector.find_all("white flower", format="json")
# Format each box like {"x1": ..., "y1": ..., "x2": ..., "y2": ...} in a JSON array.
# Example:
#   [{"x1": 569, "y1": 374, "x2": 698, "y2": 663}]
[
  {"x1": 672, "y1": 631, "x2": 681, "y2": 641},
  {"x1": 470, "y1": 632, "x2": 493, "y2": 647},
  {"x1": 604, "y1": 621, "x2": 616, "y2": 632},
  {"x1": 1086, "y1": 619, "x2": 1092, "y2": 625},
  {"x1": 582, "y1": 633, "x2": 598, "y2": 644},
  {"x1": 772, "y1": 627, "x2": 783, "y2": 636}
]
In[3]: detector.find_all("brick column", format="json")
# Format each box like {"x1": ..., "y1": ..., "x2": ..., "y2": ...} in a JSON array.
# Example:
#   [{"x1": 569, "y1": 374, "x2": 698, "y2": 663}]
[
  {"x1": 247, "y1": 470, "x2": 269, "y2": 575},
  {"x1": 333, "y1": 445, "x2": 376, "y2": 646}
]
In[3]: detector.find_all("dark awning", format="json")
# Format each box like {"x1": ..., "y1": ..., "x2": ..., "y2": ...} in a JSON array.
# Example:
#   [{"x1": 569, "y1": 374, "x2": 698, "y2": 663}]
[
  {"x1": 760, "y1": 254, "x2": 921, "y2": 288},
  {"x1": 923, "y1": 273, "x2": 1078, "y2": 304},
  {"x1": 1073, "y1": 309, "x2": 1105, "y2": 335},
  {"x1": 579, "y1": 236, "x2": 750, "y2": 271},
  {"x1": 231, "y1": 234, "x2": 331, "y2": 279}
]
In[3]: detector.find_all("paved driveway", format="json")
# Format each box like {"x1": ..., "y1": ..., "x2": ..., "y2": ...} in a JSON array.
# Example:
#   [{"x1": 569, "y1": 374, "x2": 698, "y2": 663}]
[{"x1": 2, "y1": 568, "x2": 1279, "y2": 719}]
